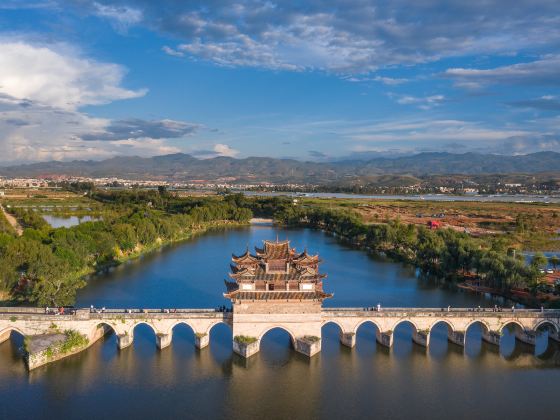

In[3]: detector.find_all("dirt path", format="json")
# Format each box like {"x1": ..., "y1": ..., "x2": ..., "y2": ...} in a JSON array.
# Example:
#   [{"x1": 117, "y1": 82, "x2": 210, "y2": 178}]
[{"x1": 0, "y1": 204, "x2": 23, "y2": 236}]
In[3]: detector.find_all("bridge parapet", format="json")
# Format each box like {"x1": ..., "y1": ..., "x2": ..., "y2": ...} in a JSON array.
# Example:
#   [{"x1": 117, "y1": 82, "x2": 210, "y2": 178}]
[
  {"x1": 0, "y1": 307, "x2": 233, "y2": 369},
  {"x1": 321, "y1": 307, "x2": 560, "y2": 350},
  {"x1": 2, "y1": 307, "x2": 560, "y2": 368}
]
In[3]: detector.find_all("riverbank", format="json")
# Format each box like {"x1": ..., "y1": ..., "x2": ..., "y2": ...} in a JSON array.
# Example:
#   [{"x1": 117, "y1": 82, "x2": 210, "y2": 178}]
[
  {"x1": 272, "y1": 206, "x2": 552, "y2": 308},
  {"x1": 4, "y1": 219, "x2": 248, "y2": 308},
  {"x1": 113, "y1": 219, "x2": 247, "y2": 265}
]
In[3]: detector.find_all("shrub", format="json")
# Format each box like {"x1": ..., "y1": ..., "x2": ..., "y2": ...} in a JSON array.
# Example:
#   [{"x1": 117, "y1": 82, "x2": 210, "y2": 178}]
[
  {"x1": 234, "y1": 335, "x2": 257, "y2": 344},
  {"x1": 58, "y1": 330, "x2": 89, "y2": 354}
]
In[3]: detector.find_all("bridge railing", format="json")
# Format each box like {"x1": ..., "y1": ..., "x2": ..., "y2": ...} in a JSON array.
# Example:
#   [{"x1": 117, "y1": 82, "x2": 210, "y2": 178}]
[
  {"x1": 94, "y1": 308, "x2": 220, "y2": 314},
  {"x1": 0, "y1": 307, "x2": 230, "y2": 316},
  {"x1": 0, "y1": 307, "x2": 47, "y2": 314},
  {"x1": 322, "y1": 307, "x2": 560, "y2": 314}
]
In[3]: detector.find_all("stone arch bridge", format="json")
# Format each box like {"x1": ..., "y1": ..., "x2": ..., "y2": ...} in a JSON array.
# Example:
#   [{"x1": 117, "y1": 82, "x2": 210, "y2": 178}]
[{"x1": 1, "y1": 307, "x2": 559, "y2": 369}]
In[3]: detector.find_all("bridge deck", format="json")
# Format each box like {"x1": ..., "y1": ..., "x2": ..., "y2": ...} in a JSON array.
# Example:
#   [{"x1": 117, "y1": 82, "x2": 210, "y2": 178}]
[{"x1": 322, "y1": 307, "x2": 560, "y2": 318}]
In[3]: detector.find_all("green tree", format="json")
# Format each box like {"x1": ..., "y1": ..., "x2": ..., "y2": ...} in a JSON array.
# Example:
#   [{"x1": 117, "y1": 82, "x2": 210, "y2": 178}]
[{"x1": 531, "y1": 252, "x2": 548, "y2": 270}]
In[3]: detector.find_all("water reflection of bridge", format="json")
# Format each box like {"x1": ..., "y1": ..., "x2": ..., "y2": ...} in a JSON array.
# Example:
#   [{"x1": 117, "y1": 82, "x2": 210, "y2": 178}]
[{"x1": 1, "y1": 307, "x2": 560, "y2": 369}]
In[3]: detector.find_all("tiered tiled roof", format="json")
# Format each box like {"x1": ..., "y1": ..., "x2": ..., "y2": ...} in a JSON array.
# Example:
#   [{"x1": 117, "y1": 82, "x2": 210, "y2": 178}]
[
  {"x1": 254, "y1": 239, "x2": 294, "y2": 259},
  {"x1": 224, "y1": 239, "x2": 332, "y2": 301},
  {"x1": 224, "y1": 290, "x2": 332, "y2": 300}
]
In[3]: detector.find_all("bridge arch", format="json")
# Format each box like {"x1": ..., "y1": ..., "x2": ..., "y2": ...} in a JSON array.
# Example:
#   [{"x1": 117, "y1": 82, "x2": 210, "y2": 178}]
[
  {"x1": 0, "y1": 326, "x2": 26, "y2": 341},
  {"x1": 258, "y1": 326, "x2": 297, "y2": 346},
  {"x1": 165, "y1": 321, "x2": 196, "y2": 337},
  {"x1": 499, "y1": 320, "x2": 525, "y2": 335},
  {"x1": 321, "y1": 320, "x2": 344, "y2": 335},
  {"x1": 429, "y1": 319, "x2": 455, "y2": 334},
  {"x1": 393, "y1": 319, "x2": 420, "y2": 334},
  {"x1": 204, "y1": 320, "x2": 232, "y2": 336},
  {"x1": 465, "y1": 319, "x2": 491, "y2": 335},
  {"x1": 128, "y1": 321, "x2": 159, "y2": 337},
  {"x1": 534, "y1": 320, "x2": 560, "y2": 335},
  {"x1": 89, "y1": 322, "x2": 117, "y2": 341},
  {"x1": 353, "y1": 319, "x2": 382, "y2": 335}
]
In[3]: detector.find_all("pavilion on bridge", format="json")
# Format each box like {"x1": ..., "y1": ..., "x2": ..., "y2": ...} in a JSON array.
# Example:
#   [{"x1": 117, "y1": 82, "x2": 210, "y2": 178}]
[{"x1": 224, "y1": 239, "x2": 332, "y2": 302}]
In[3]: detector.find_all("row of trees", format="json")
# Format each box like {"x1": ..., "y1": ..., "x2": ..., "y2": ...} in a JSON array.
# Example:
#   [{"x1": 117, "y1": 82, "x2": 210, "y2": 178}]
[
  {"x1": 274, "y1": 205, "x2": 549, "y2": 295},
  {"x1": 0, "y1": 192, "x2": 252, "y2": 306}
]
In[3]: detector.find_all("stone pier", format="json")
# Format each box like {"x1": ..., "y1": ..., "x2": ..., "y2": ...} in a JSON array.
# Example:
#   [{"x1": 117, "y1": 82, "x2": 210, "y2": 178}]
[
  {"x1": 117, "y1": 333, "x2": 133, "y2": 350},
  {"x1": 482, "y1": 330, "x2": 501, "y2": 346},
  {"x1": 233, "y1": 339, "x2": 259, "y2": 358},
  {"x1": 339, "y1": 332, "x2": 356, "y2": 348},
  {"x1": 156, "y1": 333, "x2": 172, "y2": 350},
  {"x1": 195, "y1": 333, "x2": 210, "y2": 349},
  {"x1": 376, "y1": 331, "x2": 394, "y2": 348},
  {"x1": 549, "y1": 331, "x2": 560, "y2": 342},
  {"x1": 447, "y1": 330, "x2": 466, "y2": 347},
  {"x1": 515, "y1": 329, "x2": 537, "y2": 346},
  {"x1": 412, "y1": 330, "x2": 430, "y2": 347},
  {"x1": 294, "y1": 337, "x2": 321, "y2": 357}
]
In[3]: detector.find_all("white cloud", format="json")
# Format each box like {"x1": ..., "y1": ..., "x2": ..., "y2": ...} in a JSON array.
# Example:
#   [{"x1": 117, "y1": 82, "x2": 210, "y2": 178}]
[
  {"x1": 213, "y1": 143, "x2": 239, "y2": 157},
  {"x1": 0, "y1": 40, "x2": 146, "y2": 110},
  {"x1": 135, "y1": 0, "x2": 560, "y2": 74},
  {"x1": 388, "y1": 93, "x2": 445, "y2": 109},
  {"x1": 189, "y1": 143, "x2": 240, "y2": 159},
  {"x1": 444, "y1": 55, "x2": 560, "y2": 89},
  {"x1": 0, "y1": 40, "x2": 198, "y2": 163},
  {"x1": 7, "y1": 1, "x2": 560, "y2": 75},
  {"x1": 80, "y1": 118, "x2": 200, "y2": 141},
  {"x1": 347, "y1": 118, "x2": 528, "y2": 143},
  {"x1": 0, "y1": 97, "x2": 186, "y2": 162},
  {"x1": 93, "y1": 1, "x2": 143, "y2": 31},
  {"x1": 162, "y1": 45, "x2": 185, "y2": 57},
  {"x1": 345, "y1": 76, "x2": 409, "y2": 85}
]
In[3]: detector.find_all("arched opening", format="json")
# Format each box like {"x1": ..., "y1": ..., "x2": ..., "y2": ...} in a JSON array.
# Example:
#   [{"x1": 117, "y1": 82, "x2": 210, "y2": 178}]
[
  {"x1": 0, "y1": 328, "x2": 25, "y2": 364},
  {"x1": 90, "y1": 322, "x2": 116, "y2": 341},
  {"x1": 393, "y1": 320, "x2": 420, "y2": 357},
  {"x1": 208, "y1": 322, "x2": 232, "y2": 363},
  {"x1": 534, "y1": 321, "x2": 560, "y2": 356},
  {"x1": 258, "y1": 327, "x2": 295, "y2": 362},
  {"x1": 464, "y1": 320, "x2": 491, "y2": 357},
  {"x1": 131, "y1": 322, "x2": 158, "y2": 356},
  {"x1": 169, "y1": 322, "x2": 196, "y2": 348},
  {"x1": 321, "y1": 321, "x2": 344, "y2": 355},
  {"x1": 428, "y1": 320, "x2": 456, "y2": 357},
  {"x1": 354, "y1": 320, "x2": 381, "y2": 355},
  {"x1": 499, "y1": 321, "x2": 525, "y2": 358}
]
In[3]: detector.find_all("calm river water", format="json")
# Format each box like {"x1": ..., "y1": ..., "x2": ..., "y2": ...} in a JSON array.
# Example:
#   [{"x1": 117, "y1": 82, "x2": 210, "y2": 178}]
[{"x1": 1, "y1": 225, "x2": 559, "y2": 419}]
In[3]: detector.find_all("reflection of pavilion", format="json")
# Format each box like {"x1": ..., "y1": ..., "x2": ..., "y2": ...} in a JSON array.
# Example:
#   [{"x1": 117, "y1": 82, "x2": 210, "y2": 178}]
[{"x1": 225, "y1": 239, "x2": 331, "y2": 357}]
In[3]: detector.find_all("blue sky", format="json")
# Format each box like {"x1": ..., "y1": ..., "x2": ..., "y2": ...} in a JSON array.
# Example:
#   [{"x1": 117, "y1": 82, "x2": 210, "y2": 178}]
[{"x1": 0, "y1": 0, "x2": 559, "y2": 163}]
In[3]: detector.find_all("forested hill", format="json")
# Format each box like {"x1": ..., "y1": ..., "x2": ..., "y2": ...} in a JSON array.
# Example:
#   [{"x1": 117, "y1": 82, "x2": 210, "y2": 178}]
[{"x1": 2, "y1": 151, "x2": 560, "y2": 182}]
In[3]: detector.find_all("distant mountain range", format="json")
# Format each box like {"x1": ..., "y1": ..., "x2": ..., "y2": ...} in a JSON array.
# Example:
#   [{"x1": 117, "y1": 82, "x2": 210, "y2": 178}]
[{"x1": 1, "y1": 152, "x2": 559, "y2": 183}]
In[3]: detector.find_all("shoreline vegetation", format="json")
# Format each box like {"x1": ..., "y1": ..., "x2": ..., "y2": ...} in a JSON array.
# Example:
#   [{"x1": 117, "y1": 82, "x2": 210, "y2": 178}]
[
  {"x1": 0, "y1": 187, "x2": 251, "y2": 307},
  {"x1": 267, "y1": 198, "x2": 559, "y2": 308},
  {"x1": 0, "y1": 187, "x2": 558, "y2": 308}
]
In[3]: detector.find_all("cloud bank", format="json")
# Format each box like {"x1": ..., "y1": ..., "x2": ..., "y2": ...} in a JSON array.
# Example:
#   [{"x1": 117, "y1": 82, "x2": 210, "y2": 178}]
[
  {"x1": 0, "y1": 40, "x2": 201, "y2": 163},
  {"x1": 79, "y1": 0, "x2": 560, "y2": 74}
]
